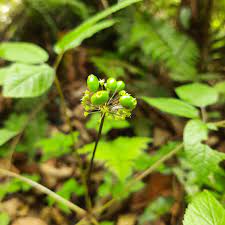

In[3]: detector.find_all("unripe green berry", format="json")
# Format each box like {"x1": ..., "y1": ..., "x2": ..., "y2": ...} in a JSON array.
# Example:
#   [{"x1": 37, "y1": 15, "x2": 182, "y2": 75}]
[
  {"x1": 119, "y1": 95, "x2": 137, "y2": 109},
  {"x1": 119, "y1": 90, "x2": 127, "y2": 96},
  {"x1": 106, "y1": 78, "x2": 117, "y2": 92},
  {"x1": 87, "y1": 74, "x2": 99, "y2": 92},
  {"x1": 116, "y1": 80, "x2": 125, "y2": 91},
  {"x1": 91, "y1": 90, "x2": 109, "y2": 106}
]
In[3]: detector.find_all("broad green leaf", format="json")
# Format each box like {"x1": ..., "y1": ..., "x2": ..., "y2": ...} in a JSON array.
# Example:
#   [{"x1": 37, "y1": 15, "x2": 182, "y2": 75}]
[
  {"x1": 185, "y1": 143, "x2": 225, "y2": 179},
  {"x1": 55, "y1": 19, "x2": 115, "y2": 53},
  {"x1": 142, "y1": 97, "x2": 199, "y2": 118},
  {"x1": 175, "y1": 83, "x2": 219, "y2": 107},
  {"x1": 86, "y1": 114, "x2": 130, "y2": 135},
  {"x1": 0, "y1": 212, "x2": 10, "y2": 225},
  {"x1": 48, "y1": 178, "x2": 84, "y2": 214},
  {"x1": 183, "y1": 191, "x2": 225, "y2": 225},
  {"x1": 0, "y1": 129, "x2": 18, "y2": 146},
  {"x1": 0, "y1": 65, "x2": 14, "y2": 85},
  {"x1": 0, "y1": 174, "x2": 39, "y2": 200},
  {"x1": 3, "y1": 63, "x2": 54, "y2": 98},
  {"x1": 0, "y1": 42, "x2": 48, "y2": 64},
  {"x1": 78, "y1": 137, "x2": 151, "y2": 181},
  {"x1": 214, "y1": 81, "x2": 225, "y2": 94},
  {"x1": 184, "y1": 120, "x2": 208, "y2": 147},
  {"x1": 54, "y1": 0, "x2": 141, "y2": 53},
  {"x1": 37, "y1": 131, "x2": 79, "y2": 161}
]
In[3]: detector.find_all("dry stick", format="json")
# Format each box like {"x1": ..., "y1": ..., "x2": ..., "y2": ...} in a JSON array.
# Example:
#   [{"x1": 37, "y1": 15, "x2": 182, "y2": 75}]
[
  {"x1": 94, "y1": 143, "x2": 184, "y2": 215},
  {"x1": 87, "y1": 113, "x2": 106, "y2": 186},
  {"x1": 53, "y1": 54, "x2": 92, "y2": 211},
  {"x1": 0, "y1": 168, "x2": 86, "y2": 216}
]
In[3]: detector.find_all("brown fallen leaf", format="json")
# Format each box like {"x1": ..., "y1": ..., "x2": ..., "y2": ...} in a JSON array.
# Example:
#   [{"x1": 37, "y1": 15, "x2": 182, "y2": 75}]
[
  {"x1": 117, "y1": 214, "x2": 136, "y2": 225},
  {"x1": 12, "y1": 217, "x2": 47, "y2": 225}
]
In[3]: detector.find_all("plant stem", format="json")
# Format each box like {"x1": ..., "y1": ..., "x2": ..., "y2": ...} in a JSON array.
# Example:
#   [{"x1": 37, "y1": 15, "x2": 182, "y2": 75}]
[
  {"x1": 0, "y1": 168, "x2": 86, "y2": 216},
  {"x1": 94, "y1": 143, "x2": 183, "y2": 215},
  {"x1": 53, "y1": 54, "x2": 92, "y2": 211},
  {"x1": 87, "y1": 113, "x2": 106, "y2": 186},
  {"x1": 201, "y1": 107, "x2": 207, "y2": 122},
  {"x1": 213, "y1": 120, "x2": 225, "y2": 127}
]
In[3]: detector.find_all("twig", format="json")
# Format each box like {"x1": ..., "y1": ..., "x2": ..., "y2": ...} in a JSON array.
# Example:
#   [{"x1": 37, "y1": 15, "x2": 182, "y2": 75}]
[
  {"x1": 94, "y1": 143, "x2": 184, "y2": 214},
  {"x1": 0, "y1": 168, "x2": 86, "y2": 216}
]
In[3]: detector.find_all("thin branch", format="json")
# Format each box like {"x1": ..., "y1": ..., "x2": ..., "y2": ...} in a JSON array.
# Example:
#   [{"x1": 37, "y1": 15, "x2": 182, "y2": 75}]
[{"x1": 0, "y1": 168, "x2": 86, "y2": 216}]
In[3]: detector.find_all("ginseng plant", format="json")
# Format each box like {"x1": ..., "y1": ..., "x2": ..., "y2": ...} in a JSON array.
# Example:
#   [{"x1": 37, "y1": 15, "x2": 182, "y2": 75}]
[{"x1": 81, "y1": 75, "x2": 137, "y2": 189}]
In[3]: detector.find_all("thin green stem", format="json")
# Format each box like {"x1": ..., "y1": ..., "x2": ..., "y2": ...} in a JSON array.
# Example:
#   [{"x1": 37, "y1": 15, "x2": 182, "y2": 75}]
[
  {"x1": 53, "y1": 54, "x2": 92, "y2": 211},
  {"x1": 200, "y1": 107, "x2": 207, "y2": 122},
  {"x1": 0, "y1": 168, "x2": 86, "y2": 216},
  {"x1": 94, "y1": 143, "x2": 183, "y2": 215},
  {"x1": 87, "y1": 113, "x2": 106, "y2": 186},
  {"x1": 213, "y1": 120, "x2": 225, "y2": 127}
]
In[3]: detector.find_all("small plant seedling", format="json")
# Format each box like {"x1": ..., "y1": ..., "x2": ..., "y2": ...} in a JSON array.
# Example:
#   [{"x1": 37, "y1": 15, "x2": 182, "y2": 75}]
[{"x1": 81, "y1": 75, "x2": 137, "y2": 186}]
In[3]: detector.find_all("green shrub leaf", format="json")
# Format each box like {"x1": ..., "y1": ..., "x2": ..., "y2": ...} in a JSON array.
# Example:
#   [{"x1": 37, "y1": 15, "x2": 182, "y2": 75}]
[
  {"x1": 185, "y1": 144, "x2": 225, "y2": 179},
  {"x1": 55, "y1": 19, "x2": 116, "y2": 54},
  {"x1": 175, "y1": 83, "x2": 219, "y2": 107},
  {"x1": 184, "y1": 120, "x2": 208, "y2": 147},
  {"x1": 214, "y1": 81, "x2": 225, "y2": 94},
  {"x1": 48, "y1": 178, "x2": 84, "y2": 214},
  {"x1": 183, "y1": 191, "x2": 225, "y2": 225},
  {"x1": 54, "y1": 0, "x2": 141, "y2": 54},
  {"x1": 142, "y1": 97, "x2": 199, "y2": 118},
  {"x1": 78, "y1": 137, "x2": 151, "y2": 181},
  {"x1": 37, "y1": 131, "x2": 79, "y2": 161},
  {"x1": 2, "y1": 63, "x2": 54, "y2": 98},
  {"x1": 0, "y1": 212, "x2": 10, "y2": 225},
  {"x1": 0, "y1": 42, "x2": 48, "y2": 64},
  {"x1": 0, "y1": 129, "x2": 19, "y2": 146}
]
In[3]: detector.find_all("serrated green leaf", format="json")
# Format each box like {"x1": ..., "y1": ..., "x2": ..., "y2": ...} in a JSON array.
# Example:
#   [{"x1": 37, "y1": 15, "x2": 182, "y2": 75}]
[
  {"x1": 37, "y1": 131, "x2": 79, "y2": 161},
  {"x1": 0, "y1": 174, "x2": 39, "y2": 200},
  {"x1": 2, "y1": 63, "x2": 54, "y2": 98},
  {"x1": 176, "y1": 83, "x2": 219, "y2": 107},
  {"x1": 86, "y1": 114, "x2": 130, "y2": 135},
  {"x1": 48, "y1": 178, "x2": 84, "y2": 214},
  {"x1": 78, "y1": 137, "x2": 151, "y2": 181},
  {"x1": 0, "y1": 212, "x2": 10, "y2": 225},
  {"x1": 184, "y1": 120, "x2": 208, "y2": 147},
  {"x1": 98, "y1": 172, "x2": 144, "y2": 199},
  {"x1": 0, "y1": 129, "x2": 19, "y2": 146},
  {"x1": 183, "y1": 191, "x2": 225, "y2": 225},
  {"x1": 142, "y1": 97, "x2": 199, "y2": 118},
  {"x1": 54, "y1": 0, "x2": 141, "y2": 53},
  {"x1": 0, "y1": 42, "x2": 48, "y2": 64},
  {"x1": 185, "y1": 144, "x2": 225, "y2": 179}
]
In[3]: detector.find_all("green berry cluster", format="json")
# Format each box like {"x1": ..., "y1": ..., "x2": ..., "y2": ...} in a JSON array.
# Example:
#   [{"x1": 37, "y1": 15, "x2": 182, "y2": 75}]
[{"x1": 81, "y1": 74, "x2": 137, "y2": 120}]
